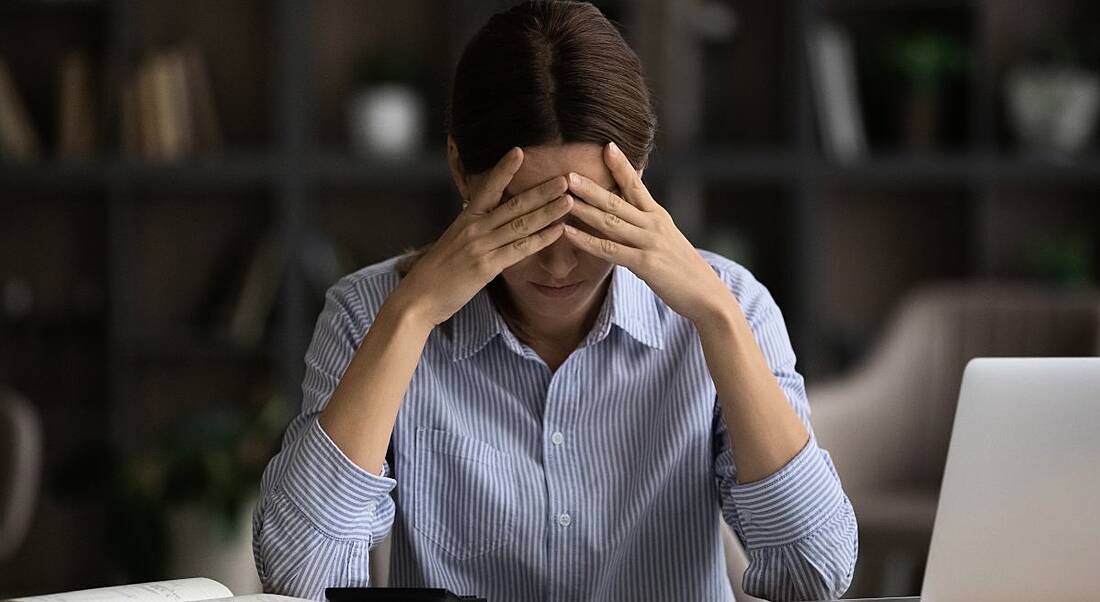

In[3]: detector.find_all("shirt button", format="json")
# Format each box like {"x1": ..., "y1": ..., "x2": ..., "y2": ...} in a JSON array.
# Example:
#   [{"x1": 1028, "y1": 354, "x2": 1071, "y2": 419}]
[
  {"x1": 558, "y1": 513, "x2": 572, "y2": 527},
  {"x1": 551, "y1": 431, "x2": 565, "y2": 446}
]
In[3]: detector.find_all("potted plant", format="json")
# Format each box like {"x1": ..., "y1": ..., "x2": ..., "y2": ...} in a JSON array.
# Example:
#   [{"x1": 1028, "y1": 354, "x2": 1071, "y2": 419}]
[
  {"x1": 54, "y1": 394, "x2": 291, "y2": 590},
  {"x1": 349, "y1": 50, "x2": 430, "y2": 158},
  {"x1": 884, "y1": 31, "x2": 969, "y2": 150},
  {"x1": 1022, "y1": 231, "x2": 1097, "y2": 286},
  {"x1": 1005, "y1": 30, "x2": 1100, "y2": 157}
]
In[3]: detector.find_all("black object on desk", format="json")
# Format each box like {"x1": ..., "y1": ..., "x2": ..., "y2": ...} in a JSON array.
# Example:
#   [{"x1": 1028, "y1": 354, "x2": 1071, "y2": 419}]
[{"x1": 326, "y1": 587, "x2": 487, "y2": 601}]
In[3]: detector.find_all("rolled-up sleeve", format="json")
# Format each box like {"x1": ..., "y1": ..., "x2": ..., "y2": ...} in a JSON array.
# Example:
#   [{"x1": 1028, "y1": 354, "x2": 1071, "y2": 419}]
[
  {"x1": 252, "y1": 274, "x2": 399, "y2": 600},
  {"x1": 710, "y1": 260, "x2": 858, "y2": 601}
]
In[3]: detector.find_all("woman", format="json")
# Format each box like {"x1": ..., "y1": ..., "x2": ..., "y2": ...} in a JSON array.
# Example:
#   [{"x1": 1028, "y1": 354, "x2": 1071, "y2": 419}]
[{"x1": 252, "y1": 1, "x2": 857, "y2": 600}]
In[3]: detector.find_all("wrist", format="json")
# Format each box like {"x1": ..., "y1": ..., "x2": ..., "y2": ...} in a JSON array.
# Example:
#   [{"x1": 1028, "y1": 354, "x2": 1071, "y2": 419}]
[
  {"x1": 691, "y1": 286, "x2": 742, "y2": 332},
  {"x1": 381, "y1": 283, "x2": 438, "y2": 334}
]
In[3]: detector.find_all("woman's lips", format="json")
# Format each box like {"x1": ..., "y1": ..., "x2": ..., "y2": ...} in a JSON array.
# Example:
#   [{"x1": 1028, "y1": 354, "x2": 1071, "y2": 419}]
[{"x1": 531, "y1": 281, "x2": 582, "y2": 298}]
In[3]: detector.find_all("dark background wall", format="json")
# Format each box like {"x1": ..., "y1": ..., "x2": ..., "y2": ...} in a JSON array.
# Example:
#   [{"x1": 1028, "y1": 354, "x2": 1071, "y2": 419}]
[{"x1": 1, "y1": 0, "x2": 1098, "y2": 597}]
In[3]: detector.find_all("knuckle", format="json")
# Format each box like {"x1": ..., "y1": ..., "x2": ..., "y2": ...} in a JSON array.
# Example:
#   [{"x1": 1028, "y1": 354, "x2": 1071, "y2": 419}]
[
  {"x1": 607, "y1": 194, "x2": 622, "y2": 212},
  {"x1": 505, "y1": 194, "x2": 523, "y2": 213},
  {"x1": 473, "y1": 254, "x2": 495, "y2": 277},
  {"x1": 513, "y1": 236, "x2": 530, "y2": 250},
  {"x1": 600, "y1": 238, "x2": 616, "y2": 255},
  {"x1": 460, "y1": 219, "x2": 481, "y2": 238},
  {"x1": 604, "y1": 213, "x2": 621, "y2": 227},
  {"x1": 510, "y1": 215, "x2": 529, "y2": 234},
  {"x1": 466, "y1": 236, "x2": 488, "y2": 255}
]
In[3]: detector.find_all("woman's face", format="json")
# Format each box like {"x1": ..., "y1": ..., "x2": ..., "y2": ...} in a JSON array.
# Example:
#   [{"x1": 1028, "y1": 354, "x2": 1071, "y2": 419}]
[{"x1": 456, "y1": 142, "x2": 642, "y2": 338}]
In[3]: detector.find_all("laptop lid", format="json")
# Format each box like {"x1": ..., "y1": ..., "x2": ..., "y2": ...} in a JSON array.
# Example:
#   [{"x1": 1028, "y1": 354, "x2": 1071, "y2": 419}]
[{"x1": 920, "y1": 357, "x2": 1100, "y2": 601}]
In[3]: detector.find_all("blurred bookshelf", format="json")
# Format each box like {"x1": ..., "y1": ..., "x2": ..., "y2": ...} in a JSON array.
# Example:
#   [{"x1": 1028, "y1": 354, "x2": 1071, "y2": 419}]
[{"x1": 1, "y1": 0, "x2": 1099, "y2": 593}]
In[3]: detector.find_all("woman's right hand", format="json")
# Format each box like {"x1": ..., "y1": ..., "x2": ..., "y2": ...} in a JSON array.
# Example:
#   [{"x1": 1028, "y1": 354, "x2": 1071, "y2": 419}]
[{"x1": 396, "y1": 147, "x2": 574, "y2": 327}]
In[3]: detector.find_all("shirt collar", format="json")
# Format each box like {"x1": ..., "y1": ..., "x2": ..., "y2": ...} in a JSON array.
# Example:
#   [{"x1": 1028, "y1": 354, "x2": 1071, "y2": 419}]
[{"x1": 449, "y1": 264, "x2": 665, "y2": 362}]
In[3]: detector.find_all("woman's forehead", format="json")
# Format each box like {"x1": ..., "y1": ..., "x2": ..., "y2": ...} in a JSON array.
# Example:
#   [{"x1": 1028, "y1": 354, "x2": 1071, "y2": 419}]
[{"x1": 504, "y1": 142, "x2": 617, "y2": 196}]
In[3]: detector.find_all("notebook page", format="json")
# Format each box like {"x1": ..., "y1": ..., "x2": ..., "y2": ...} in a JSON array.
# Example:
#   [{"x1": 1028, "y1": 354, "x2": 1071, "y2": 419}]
[
  {"x1": 9, "y1": 578, "x2": 233, "y2": 602},
  {"x1": 204, "y1": 595, "x2": 311, "y2": 602}
]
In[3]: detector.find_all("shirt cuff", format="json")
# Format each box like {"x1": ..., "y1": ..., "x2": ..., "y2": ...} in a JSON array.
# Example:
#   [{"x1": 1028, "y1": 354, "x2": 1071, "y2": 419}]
[
  {"x1": 728, "y1": 437, "x2": 847, "y2": 549},
  {"x1": 278, "y1": 416, "x2": 397, "y2": 537}
]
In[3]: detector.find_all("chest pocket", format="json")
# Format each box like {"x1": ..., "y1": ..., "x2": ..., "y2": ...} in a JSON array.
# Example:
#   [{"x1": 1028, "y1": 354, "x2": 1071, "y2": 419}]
[{"x1": 412, "y1": 427, "x2": 517, "y2": 559}]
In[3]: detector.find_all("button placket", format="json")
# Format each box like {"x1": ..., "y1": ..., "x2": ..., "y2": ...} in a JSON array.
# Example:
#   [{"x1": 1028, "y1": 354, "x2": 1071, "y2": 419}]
[{"x1": 544, "y1": 359, "x2": 580, "y2": 543}]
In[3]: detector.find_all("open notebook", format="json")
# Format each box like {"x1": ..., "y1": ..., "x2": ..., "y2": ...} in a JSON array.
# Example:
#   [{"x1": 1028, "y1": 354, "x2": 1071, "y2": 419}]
[{"x1": 6, "y1": 578, "x2": 309, "y2": 602}]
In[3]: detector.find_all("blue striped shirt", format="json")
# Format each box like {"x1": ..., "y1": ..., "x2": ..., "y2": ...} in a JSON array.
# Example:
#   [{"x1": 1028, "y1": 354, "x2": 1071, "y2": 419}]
[{"x1": 252, "y1": 249, "x2": 857, "y2": 601}]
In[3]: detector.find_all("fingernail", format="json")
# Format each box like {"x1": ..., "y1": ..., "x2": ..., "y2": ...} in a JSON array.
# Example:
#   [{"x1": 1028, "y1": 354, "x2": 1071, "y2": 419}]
[
  {"x1": 568, "y1": 172, "x2": 581, "y2": 186},
  {"x1": 609, "y1": 141, "x2": 619, "y2": 155},
  {"x1": 564, "y1": 224, "x2": 578, "y2": 235}
]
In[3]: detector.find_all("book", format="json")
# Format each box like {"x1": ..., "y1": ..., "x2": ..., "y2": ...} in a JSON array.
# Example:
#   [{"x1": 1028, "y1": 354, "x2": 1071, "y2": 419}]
[
  {"x1": 807, "y1": 21, "x2": 867, "y2": 162},
  {"x1": 196, "y1": 228, "x2": 284, "y2": 350},
  {"x1": 166, "y1": 47, "x2": 195, "y2": 158},
  {"x1": 180, "y1": 42, "x2": 224, "y2": 155},
  {"x1": 57, "y1": 49, "x2": 96, "y2": 159},
  {"x1": 0, "y1": 57, "x2": 43, "y2": 162},
  {"x1": 135, "y1": 52, "x2": 162, "y2": 160},
  {"x1": 150, "y1": 50, "x2": 183, "y2": 160},
  {"x1": 224, "y1": 230, "x2": 284, "y2": 349},
  {"x1": 122, "y1": 44, "x2": 223, "y2": 161},
  {"x1": 6, "y1": 577, "x2": 308, "y2": 602},
  {"x1": 121, "y1": 71, "x2": 140, "y2": 156}
]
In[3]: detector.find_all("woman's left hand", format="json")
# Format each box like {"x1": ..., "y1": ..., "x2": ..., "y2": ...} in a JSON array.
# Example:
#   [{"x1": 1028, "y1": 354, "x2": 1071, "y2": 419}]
[{"x1": 564, "y1": 141, "x2": 733, "y2": 326}]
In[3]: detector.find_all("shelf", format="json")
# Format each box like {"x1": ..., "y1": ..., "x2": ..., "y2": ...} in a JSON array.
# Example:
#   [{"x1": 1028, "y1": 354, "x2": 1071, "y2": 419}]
[
  {"x1": 119, "y1": 155, "x2": 276, "y2": 189},
  {"x1": 822, "y1": 154, "x2": 1100, "y2": 185},
  {"x1": 0, "y1": 316, "x2": 106, "y2": 337},
  {"x1": 827, "y1": 0, "x2": 973, "y2": 10},
  {"x1": 0, "y1": 161, "x2": 111, "y2": 189},
  {"x1": 0, "y1": 155, "x2": 276, "y2": 189},
  {"x1": 4, "y1": 152, "x2": 1099, "y2": 194},
  {"x1": 979, "y1": 155, "x2": 1100, "y2": 184},
  {"x1": 677, "y1": 151, "x2": 1100, "y2": 186},
  {"x1": 0, "y1": 0, "x2": 105, "y2": 16},
  {"x1": 6, "y1": 152, "x2": 1098, "y2": 192},
  {"x1": 821, "y1": 153, "x2": 975, "y2": 185}
]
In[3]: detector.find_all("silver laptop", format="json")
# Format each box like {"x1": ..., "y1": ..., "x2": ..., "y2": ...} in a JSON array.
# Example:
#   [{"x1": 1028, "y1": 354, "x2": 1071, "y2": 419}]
[{"x1": 839, "y1": 357, "x2": 1100, "y2": 602}]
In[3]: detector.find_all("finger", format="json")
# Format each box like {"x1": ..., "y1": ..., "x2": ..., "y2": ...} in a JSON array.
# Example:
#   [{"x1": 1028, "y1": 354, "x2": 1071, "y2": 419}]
[
  {"x1": 604, "y1": 141, "x2": 658, "y2": 211},
  {"x1": 467, "y1": 147, "x2": 523, "y2": 214},
  {"x1": 562, "y1": 223, "x2": 642, "y2": 269},
  {"x1": 567, "y1": 171, "x2": 647, "y2": 226},
  {"x1": 484, "y1": 175, "x2": 569, "y2": 231},
  {"x1": 568, "y1": 198, "x2": 650, "y2": 248},
  {"x1": 488, "y1": 222, "x2": 567, "y2": 271},
  {"x1": 485, "y1": 192, "x2": 573, "y2": 250}
]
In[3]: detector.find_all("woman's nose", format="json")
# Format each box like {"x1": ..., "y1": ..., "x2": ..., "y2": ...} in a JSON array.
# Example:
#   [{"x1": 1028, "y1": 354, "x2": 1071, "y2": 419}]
[{"x1": 537, "y1": 233, "x2": 578, "y2": 277}]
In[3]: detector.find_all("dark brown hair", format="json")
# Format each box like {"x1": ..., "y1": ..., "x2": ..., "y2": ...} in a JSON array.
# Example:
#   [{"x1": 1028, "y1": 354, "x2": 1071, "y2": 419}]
[{"x1": 396, "y1": 0, "x2": 657, "y2": 341}]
